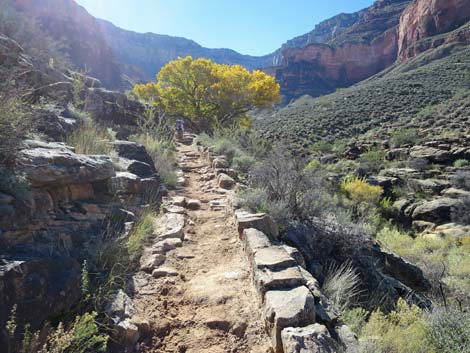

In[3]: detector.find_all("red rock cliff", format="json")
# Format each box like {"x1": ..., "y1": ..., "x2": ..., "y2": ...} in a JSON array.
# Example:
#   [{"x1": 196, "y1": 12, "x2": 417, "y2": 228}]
[{"x1": 398, "y1": 0, "x2": 470, "y2": 60}]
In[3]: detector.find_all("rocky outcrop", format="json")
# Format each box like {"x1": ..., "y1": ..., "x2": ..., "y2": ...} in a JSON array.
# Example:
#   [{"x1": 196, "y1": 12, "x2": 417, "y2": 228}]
[
  {"x1": 397, "y1": 0, "x2": 470, "y2": 60},
  {"x1": 276, "y1": 29, "x2": 399, "y2": 99}
]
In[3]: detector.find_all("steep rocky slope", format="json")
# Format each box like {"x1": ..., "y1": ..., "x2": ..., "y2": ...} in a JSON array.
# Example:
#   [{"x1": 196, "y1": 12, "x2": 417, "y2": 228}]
[
  {"x1": 269, "y1": 0, "x2": 413, "y2": 100},
  {"x1": 7, "y1": 0, "x2": 273, "y2": 89},
  {"x1": 98, "y1": 19, "x2": 273, "y2": 83}
]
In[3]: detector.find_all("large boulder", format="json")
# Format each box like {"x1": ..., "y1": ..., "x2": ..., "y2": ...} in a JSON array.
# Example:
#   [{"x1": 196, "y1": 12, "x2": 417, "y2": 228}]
[
  {"x1": 412, "y1": 198, "x2": 462, "y2": 224},
  {"x1": 409, "y1": 146, "x2": 453, "y2": 164},
  {"x1": 281, "y1": 324, "x2": 337, "y2": 353},
  {"x1": 111, "y1": 141, "x2": 156, "y2": 173},
  {"x1": 18, "y1": 141, "x2": 115, "y2": 188},
  {"x1": 84, "y1": 88, "x2": 145, "y2": 126},
  {"x1": 264, "y1": 286, "x2": 316, "y2": 353}
]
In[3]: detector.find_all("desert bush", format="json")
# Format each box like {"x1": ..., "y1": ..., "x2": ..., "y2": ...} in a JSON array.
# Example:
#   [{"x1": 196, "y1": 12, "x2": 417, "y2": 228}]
[
  {"x1": 232, "y1": 153, "x2": 256, "y2": 175},
  {"x1": 322, "y1": 262, "x2": 363, "y2": 312},
  {"x1": 66, "y1": 114, "x2": 114, "y2": 155},
  {"x1": 451, "y1": 170, "x2": 470, "y2": 191},
  {"x1": 238, "y1": 188, "x2": 269, "y2": 213},
  {"x1": 6, "y1": 306, "x2": 107, "y2": 353},
  {"x1": 426, "y1": 307, "x2": 470, "y2": 353},
  {"x1": 343, "y1": 307, "x2": 369, "y2": 335},
  {"x1": 310, "y1": 140, "x2": 333, "y2": 155},
  {"x1": 360, "y1": 299, "x2": 431, "y2": 353},
  {"x1": 454, "y1": 159, "x2": 470, "y2": 168},
  {"x1": 357, "y1": 149, "x2": 385, "y2": 175},
  {"x1": 341, "y1": 176, "x2": 383, "y2": 206},
  {"x1": 390, "y1": 128, "x2": 419, "y2": 147}
]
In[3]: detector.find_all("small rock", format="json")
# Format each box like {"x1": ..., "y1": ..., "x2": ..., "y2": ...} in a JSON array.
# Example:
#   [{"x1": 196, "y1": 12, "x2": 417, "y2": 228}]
[
  {"x1": 186, "y1": 199, "x2": 202, "y2": 210},
  {"x1": 171, "y1": 196, "x2": 186, "y2": 207},
  {"x1": 281, "y1": 324, "x2": 336, "y2": 353},
  {"x1": 217, "y1": 173, "x2": 236, "y2": 189},
  {"x1": 140, "y1": 253, "x2": 165, "y2": 272},
  {"x1": 152, "y1": 267, "x2": 179, "y2": 278}
]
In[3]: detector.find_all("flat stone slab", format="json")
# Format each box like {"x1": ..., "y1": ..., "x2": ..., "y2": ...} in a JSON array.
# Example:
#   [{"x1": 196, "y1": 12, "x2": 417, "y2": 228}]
[
  {"x1": 236, "y1": 211, "x2": 279, "y2": 240},
  {"x1": 281, "y1": 324, "x2": 336, "y2": 353},
  {"x1": 140, "y1": 253, "x2": 165, "y2": 273},
  {"x1": 152, "y1": 267, "x2": 179, "y2": 278},
  {"x1": 253, "y1": 246, "x2": 297, "y2": 271},
  {"x1": 217, "y1": 173, "x2": 236, "y2": 189},
  {"x1": 155, "y1": 213, "x2": 185, "y2": 240},
  {"x1": 255, "y1": 266, "x2": 305, "y2": 296},
  {"x1": 171, "y1": 196, "x2": 186, "y2": 207},
  {"x1": 264, "y1": 286, "x2": 316, "y2": 353},
  {"x1": 243, "y1": 228, "x2": 271, "y2": 259},
  {"x1": 151, "y1": 238, "x2": 183, "y2": 254}
]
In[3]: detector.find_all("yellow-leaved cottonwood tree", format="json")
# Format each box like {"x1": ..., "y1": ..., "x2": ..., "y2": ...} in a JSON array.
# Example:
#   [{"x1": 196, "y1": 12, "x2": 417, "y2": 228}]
[{"x1": 133, "y1": 56, "x2": 281, "y2": 132}]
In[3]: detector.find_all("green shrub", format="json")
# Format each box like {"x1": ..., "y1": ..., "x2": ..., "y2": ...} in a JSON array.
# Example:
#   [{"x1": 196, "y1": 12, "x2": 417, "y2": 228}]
[
  {"x1": 454, "y1": 159, "x2": 470, "y2": 168},
  {"x1": 238, "y1": 188, "x2": 269, "y2": 213},
  {"x1": 357, "y1": 149, "x2": 385, "y2": 175},
  {"x1": 310, "y1": 140, "x2": 333, "y2": 155},
  {"x1": 343, "y1": 307, "x2": 369, "y2": 335},
  {"x1": 304, "y1": 160, "x2": 320, "y2": 172},
  {"x1": 127, "y1": 212, "x2": 155, "y2": 259},
  {"x1": 232, "y1": 153, "x2": 256, "y2": 175},
  {"x1": 360, "y1": 299, "x2": 431, "y2": 353},
  {"x1": 426, "y1": 307, "x2": 470, "y2": 353},
  {"x1": 390, "y1": 128, "x2": 419, "y2": 147}
]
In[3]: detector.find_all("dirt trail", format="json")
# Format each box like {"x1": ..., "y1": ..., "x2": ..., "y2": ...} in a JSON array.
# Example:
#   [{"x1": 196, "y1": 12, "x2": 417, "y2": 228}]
[{"x1": 135, "y1": 141, "x2": 271, "y2": 353}]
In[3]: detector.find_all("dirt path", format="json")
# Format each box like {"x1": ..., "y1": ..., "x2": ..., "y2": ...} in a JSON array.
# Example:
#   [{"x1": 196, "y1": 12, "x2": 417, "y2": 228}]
[{"x1": 135, "y1": 141, "x2": 271, "y2": 353}]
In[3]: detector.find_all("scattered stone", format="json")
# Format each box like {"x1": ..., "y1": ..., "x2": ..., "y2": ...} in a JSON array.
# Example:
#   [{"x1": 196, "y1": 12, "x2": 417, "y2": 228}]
[
  {"x1": 152, "y1": 238, "x2": 183, "y2": 254},
  {"x1": 217, "y1": 173, "x2": 236, "y2": 189},
  {"x1": 441, "y1": 188, "x2": 470, "y2": 199},
  {"x1": 155, "y1": 213, "x2": 185, "y2": 240},
  {"x1": 115, "y1": 319, "x2": 140, "y2": 349},
  {"x1": 186, "y1": 199, "x2": 202, "y2": 210},
  {"x1": 264, "y1": 286, "x2": 316, "y2": 353},
  {"x1": 164, "y1": 205, "x2": 186, "y2": 214},
  {"x1": 140, "y1": 253, "x2": 165, "y2": 272},
  {"x1": 171, "y1": 196, "x2": 186, "y2": 207},
  {"x1": 212, "y1": 157, "x2": 229, "y2": 169},
  {"x1": 281, "y1": 324, "x2": 336, "y2": 353},
  {"x1": 152, "y1": 267, "x2": 179, "y2": 278},
  {"x1": 106, "y1": 289, "x2": 136, "y2": 322},
  {"x1": 205, "y1": 318, "x2": 231, "y2": 332},
  {"x1": 242, "y1": 228, "x2": 271, "y2": 259}
]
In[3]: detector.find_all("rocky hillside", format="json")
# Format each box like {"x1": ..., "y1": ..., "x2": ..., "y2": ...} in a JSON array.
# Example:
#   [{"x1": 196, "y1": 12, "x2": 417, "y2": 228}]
[
  {"x1": 98, "y1": 19, "x2": 273, "y2": 83},
  {"x1": 7, "y1": 0, "x2": 273, "y2": 89}
]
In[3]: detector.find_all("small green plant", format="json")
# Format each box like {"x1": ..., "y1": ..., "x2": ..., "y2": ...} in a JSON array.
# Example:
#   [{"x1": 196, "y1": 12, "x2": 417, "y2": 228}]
[
  {"x1": 343, "y1": 307, "x2": 369, "y2": 335},
  {"x1": 238, "y1": 188, "x2": 269, "y2": 213},
  {"x1": 454, "y1": 159, "x2": 470, "y2": 168},
  {"x1": 310, "y1": 140, "x2": 333, "y2": 155},
  {"x1": 304, "y1": 159, "x2": 320, "y2": 172},
  {"x1": 232, "y1": 153, "x2": 256, "y2": 175},
  {"x1": 322, "y1": 262, "x2": 363, "y2": 312},
  {"x1": 390, "y1": 128, "x2": 419, "y2": 147},
  {"x1": 357, "y1": 149, "x2": 385, "y2": 175},
  {"x1": 127, "y1": 212, "x2": 155, "y2": 259},
  {"x1": 66, "y1": 114, "x2": 114, "y2": 155}
]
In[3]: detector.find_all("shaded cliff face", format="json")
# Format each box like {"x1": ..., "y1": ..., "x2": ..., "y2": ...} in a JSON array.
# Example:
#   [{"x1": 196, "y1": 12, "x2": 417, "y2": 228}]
[
  {"x1": 12, "y1": 0, "x2": 124, "y2": 89},
  {"x1": 398, "y1": 0, "x2": 470, "y2": 60},
  {"x1": 98, "y1": 20, "x2": 273, "y2": 83},
  {"x1": 274, "y1": 0, "x2": 411, "y2": 100}
]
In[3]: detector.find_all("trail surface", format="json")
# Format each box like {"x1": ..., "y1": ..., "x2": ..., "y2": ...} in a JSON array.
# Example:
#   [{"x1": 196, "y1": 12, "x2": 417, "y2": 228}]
[{"x1": 136, "y1": 141, "x2": 271, "y2": 353}]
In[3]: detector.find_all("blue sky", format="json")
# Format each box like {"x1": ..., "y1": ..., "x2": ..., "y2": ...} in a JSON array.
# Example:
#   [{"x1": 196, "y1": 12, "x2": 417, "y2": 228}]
[{"x1": 75, "y1": 0, "x2": 374, "y2": 56}]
